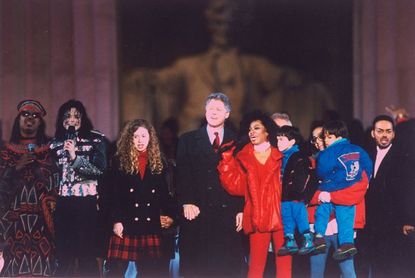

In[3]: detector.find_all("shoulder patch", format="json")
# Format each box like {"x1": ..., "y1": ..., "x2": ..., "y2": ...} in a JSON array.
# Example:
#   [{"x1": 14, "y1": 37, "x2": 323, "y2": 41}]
[{"x1": 338, "y1": 152, "x2": 360, "y2": 181}]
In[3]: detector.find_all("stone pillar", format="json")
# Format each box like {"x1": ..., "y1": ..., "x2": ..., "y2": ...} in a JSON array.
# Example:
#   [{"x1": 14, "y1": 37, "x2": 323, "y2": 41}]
[
  {"x1": 0, "y1": 0, "x2": 119, "y2": 141},
  {"x1": 354, "y1": 0, "x2": 415, "y2": 127}
]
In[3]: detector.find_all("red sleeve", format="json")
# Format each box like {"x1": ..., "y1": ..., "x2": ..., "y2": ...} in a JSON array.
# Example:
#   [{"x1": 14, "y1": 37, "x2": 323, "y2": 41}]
[
  {"x1": 217, "y1": 150, "x2": 247, "y2": 196},
  {"x1": 330, "y1": 172, "x2": 369, "y2": 205},
  {"x1": 309, "y1": 172, "x2": 369, "y2": 206}
]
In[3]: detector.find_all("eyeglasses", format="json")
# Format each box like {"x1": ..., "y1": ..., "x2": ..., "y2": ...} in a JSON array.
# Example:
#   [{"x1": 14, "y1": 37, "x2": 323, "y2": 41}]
[
  {"x1": 20, "y1": 111, "x2": 41, "y2": 119},
  {"x1": 310, "y1": 136, "x2": 323, "y2": 144}
]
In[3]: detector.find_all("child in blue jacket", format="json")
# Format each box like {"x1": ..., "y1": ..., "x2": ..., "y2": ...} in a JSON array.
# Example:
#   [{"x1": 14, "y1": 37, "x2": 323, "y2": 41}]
[{"x1": 314, "y1": 120, "x2": 372, "y2": 260}]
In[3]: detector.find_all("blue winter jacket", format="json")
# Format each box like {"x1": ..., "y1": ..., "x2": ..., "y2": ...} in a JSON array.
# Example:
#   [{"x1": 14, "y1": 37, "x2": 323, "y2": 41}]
[{"x1": 317, "y1": 138, "x2": 373, "y2": 192}]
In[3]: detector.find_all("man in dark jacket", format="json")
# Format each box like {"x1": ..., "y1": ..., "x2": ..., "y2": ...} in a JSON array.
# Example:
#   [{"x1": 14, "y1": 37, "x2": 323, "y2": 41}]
[
  {"x1": 363, "y1": 115, "x2": 403, "y2": 277},
  {"x1": 176, "y1": 92, "x2": 245, "y2": 277},
  {"x1": 396, "y1": 117, "x2": 415, "y2": 276}
]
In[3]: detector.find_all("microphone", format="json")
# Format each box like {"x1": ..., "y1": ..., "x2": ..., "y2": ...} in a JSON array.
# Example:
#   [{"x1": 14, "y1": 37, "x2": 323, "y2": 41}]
[
  {"x1": 27, "y1": 143, "x2": 37, "y2": 153},
  {"x1": 27, "y1": 143, "x2": 37, "y2": 165},
  {"x1": 65, "y1": 126, "x2": 76, "y2": 141},
  {"x1": 64, "y1": 126, "x2": 76, "y2": 158}
]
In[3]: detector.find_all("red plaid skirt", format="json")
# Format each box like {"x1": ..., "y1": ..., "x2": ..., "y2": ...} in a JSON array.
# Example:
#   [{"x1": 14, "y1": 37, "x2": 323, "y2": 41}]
[{"x1": 107, "y1": 234, "x2": 162, "y2": 261}]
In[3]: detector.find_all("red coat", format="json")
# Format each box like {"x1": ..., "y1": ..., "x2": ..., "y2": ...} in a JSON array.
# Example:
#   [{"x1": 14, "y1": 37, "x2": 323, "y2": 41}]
[
  {"x1": 218, "y1": 144, "x2": 283, "y2": 234},
  {"x1": 307, "y1": 172, "x2": 369, "y2": 229}
]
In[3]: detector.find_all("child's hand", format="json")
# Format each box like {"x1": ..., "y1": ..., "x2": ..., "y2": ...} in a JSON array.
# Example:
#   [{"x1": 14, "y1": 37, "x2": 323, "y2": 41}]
[
  {"x1": 318, "y1": 191, "x2": 331, "y2": 203},
  {"x1": 113, "y1": 222, "x2": 124, "y2": 238},
  {"x1": 160, "y1": 215, "x2": 174, "y2": 229}
]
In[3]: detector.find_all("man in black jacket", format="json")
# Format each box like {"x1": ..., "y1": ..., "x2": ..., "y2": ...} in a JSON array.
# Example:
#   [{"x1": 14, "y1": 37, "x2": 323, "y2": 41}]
[
  {"x1": 396, "y1": 117, "x2": 415, "y2": 277},
  {"x1": 176, "y1": 92, "x2": 245, "y2": 277},
  {"x1": 362, "y1": 115, "x2": 403, "y2": 277}
]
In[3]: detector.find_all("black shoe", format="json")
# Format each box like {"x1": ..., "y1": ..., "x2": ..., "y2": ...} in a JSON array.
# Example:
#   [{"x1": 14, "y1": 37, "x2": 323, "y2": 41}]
[
  {"x1": 312, "y1": 236, "x2": 326, "y2": 255},
  {"x1": 332, "y1": 243, "x2": 357, "y2": 260}
]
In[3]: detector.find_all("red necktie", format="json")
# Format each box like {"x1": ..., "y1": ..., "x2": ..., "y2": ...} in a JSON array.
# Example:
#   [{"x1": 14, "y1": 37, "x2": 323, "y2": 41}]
[{"x1": 213, "y1": 132, "x2": 220, "y2": 153}]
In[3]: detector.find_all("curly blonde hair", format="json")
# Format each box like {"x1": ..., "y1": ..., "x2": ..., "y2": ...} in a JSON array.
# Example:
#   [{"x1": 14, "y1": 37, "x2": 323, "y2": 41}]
[{"x1": 116, "y1": 119, "x2": 163, "y2": 175}]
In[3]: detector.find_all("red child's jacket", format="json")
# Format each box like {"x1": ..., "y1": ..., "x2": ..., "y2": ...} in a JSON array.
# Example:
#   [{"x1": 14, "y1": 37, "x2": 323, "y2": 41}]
[{"x1": 307, "y1": 172, "x2": 369, "y2": 229}]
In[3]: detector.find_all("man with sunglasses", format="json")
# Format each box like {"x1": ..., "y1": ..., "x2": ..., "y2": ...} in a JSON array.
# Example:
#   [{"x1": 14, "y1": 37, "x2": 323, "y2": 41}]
[{"x1": 0, "y1": 100, "x2": 57, "y2": 276}]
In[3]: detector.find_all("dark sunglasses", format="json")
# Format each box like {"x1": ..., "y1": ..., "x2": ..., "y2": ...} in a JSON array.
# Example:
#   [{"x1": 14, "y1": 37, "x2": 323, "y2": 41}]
[{"x1": 20, "y1": 111, "x2": 41, "y2": 119}]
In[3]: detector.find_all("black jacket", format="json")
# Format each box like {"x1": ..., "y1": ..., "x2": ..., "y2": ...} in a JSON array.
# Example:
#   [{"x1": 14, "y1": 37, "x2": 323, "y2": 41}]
[
  {"x1": 176, "y1": 125, "x2": 244, "y2": 277},
  {"x1": 366, "y1": 143, "x2": 402, "y2": 230},
  {"x1": 281, "y1": 151, "x2": 316, "y2": 202},
  {"x1": 395, "y1": 119, "x2": 415, "y2": 226},
  {"x1": 176, "y1": 126, "x2": 242, "y2": 212},
  {"x1": 112, "y1": 166, "x2": 176, "y2": 236},
  {"x1": 50, "y1": 130, "x2": 107, "y2": 189}
]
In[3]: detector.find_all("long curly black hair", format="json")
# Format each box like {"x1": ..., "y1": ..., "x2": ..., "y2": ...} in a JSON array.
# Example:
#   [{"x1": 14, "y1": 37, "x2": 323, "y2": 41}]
[{"x1": 54, "y1": 99, "x2": 94, "y2": 140}]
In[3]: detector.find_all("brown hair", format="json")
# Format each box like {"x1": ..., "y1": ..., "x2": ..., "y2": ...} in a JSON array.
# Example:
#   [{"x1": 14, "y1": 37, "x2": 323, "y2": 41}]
[{"x1": 116, "y1": 119, "x2": 163, "y2": 175}]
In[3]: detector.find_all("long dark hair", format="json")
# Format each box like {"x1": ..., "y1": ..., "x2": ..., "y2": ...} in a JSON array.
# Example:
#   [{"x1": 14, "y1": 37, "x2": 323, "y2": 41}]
[
  {"x1": 54, "y1": 99, "x2": 94, "y2": 140},
  {"x1": 9, "y1": 115, "x2": 49, "y2": 145}
]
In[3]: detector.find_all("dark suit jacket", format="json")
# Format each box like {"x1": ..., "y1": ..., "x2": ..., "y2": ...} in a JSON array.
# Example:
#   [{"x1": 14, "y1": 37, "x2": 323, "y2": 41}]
[
  {"x1": 396, "y1": 119, "x2": 415, "y2": 226},
  {"x1": 366, "y1": 144, "x2": 402, "y2": 231},
  {"x1": 176, "y1": 125, "x2": 244, "y2": 277},
  {"x1": 364, "y1": 129, "x2": 415, "y2": 278}
]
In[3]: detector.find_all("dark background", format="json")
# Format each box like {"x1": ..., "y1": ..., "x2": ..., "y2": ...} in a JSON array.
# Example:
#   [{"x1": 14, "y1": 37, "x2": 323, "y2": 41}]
[{"x1": 118, "y1": 0, "x2": 353, "y2": 120}]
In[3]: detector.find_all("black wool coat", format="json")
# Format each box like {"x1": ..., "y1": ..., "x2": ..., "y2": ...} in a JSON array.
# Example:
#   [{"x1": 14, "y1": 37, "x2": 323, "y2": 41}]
[
  {"x1": 176, "y1": 125, "x2": 244, "y2": 277},
  {"x1": 111, "y1": 165, "x2": 176, "y2": 236}
]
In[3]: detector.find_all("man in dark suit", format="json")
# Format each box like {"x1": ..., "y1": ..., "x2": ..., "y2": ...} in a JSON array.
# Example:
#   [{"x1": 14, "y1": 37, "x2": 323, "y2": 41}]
[
  {"x1": 362, "y1": 115, "x2": 404, "y2": 277},
  {"x1": 176, "y1": 92, "x2": 245, "y2": 277},
  {"x1": 396, "y1": 117, "x2": 415, "y2": 277}
]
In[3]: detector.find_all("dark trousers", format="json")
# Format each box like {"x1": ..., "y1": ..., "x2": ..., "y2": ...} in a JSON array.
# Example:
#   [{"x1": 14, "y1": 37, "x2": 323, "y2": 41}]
[
  {"x1": 179, "y1": 214, "x2": 246, "y2": 278},
  {"x1": 356, "y1": 226, "x2": 408, "y2": 278},
  {"x1": 55, "y1": 196, "x2": 99, "y2": 277}
]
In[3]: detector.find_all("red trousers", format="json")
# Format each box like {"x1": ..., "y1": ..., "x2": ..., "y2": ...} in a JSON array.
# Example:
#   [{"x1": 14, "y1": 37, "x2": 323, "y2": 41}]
[{"x1": 248, "y1": 230, "x2": 292, "y2": 278}]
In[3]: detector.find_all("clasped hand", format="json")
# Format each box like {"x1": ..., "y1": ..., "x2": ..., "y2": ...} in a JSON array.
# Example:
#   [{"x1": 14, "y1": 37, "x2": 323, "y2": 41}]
[
  {"x1": 113, "y1": 222, "x2": 124, "y2": 238},
  {"x1": 318, "y1": 191, "x2": 331, "y2": 203},
  {"x1": 15, "y1": 153, "x2": 36, "y2": 171},
  {"x1": 63, "y1": 139, "x2": 76, "y2": 161},
  {"x1": 183, "y1": 204, "x2": 200, "y2": 220},
  {"x1": 160, "y1": 215, "x2": 174, "y2": 229}
]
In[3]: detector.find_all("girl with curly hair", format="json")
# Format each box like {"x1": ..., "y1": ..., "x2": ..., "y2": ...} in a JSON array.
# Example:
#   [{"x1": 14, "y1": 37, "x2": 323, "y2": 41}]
[{"x1": 106, "y1": 119, "x2": 176, "y2": 277}]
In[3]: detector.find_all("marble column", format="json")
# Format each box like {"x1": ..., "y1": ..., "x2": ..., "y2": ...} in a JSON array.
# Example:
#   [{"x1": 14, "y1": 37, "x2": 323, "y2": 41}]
[
  {"x1": 354, "y1": 0, "x2": 415, "y2": 127},
  {"x1": 0, "y1": 0, "x2": 119, "y2": 141}
]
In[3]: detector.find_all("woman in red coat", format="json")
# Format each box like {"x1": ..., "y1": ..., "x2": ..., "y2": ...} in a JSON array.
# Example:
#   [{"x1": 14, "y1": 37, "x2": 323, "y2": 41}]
[{"x1": 218, "y1": 111, "x2": 292, "y2": 278}]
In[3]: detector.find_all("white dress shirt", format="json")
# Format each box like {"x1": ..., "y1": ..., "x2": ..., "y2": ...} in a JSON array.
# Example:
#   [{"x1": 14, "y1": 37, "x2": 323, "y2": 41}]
[
  {"x1": 206, "y1": 126, "x2": 224, "y2": 145},
  {"x1": 374, "y1": 144, "x2": 392, "y2": 178}
]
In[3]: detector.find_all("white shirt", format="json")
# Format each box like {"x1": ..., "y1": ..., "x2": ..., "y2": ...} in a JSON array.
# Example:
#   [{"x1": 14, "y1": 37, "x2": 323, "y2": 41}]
[
  {"x1": 206, "y1": 126, "x2": 224, "y2": 145},
  {"x1": 374, "y1": 144, "x2": 392, "y2": 178}
]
